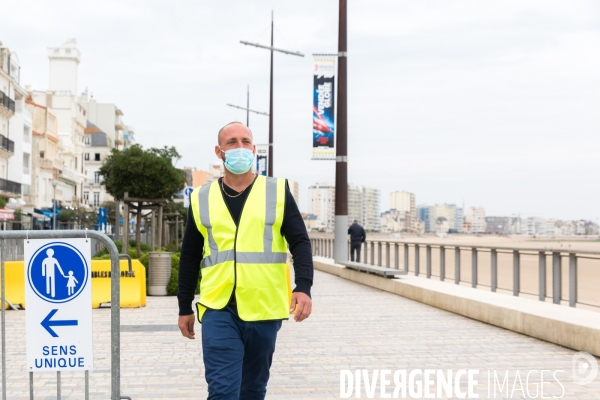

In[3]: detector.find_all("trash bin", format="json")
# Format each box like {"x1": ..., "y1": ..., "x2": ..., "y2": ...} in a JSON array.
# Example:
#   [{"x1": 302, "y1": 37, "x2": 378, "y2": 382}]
[{"x1": 148, "y1": 252, "x2": 172, "y2": 296}]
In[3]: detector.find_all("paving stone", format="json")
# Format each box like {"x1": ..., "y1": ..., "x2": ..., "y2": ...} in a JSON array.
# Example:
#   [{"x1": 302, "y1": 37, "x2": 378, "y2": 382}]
[{"x1": 1, "y1": 269, "x2": 599, "y2": 398}]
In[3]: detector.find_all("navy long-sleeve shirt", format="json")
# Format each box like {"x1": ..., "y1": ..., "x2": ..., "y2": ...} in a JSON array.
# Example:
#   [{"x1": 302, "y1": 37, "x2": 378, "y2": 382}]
[{"x1": 177, "y1": 178, "x2": 313, "y2": 316}]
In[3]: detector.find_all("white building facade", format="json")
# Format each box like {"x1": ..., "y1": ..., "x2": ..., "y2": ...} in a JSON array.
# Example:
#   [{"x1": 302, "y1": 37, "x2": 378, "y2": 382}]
[
  {"x1": 308, "y1": 182, "x2": 335, "y2": 232},
  {"x1": 0, "y1": 44, "x2": 31, "y2": 204},
  {"x1": 465, "y1": 207, "x2": 486, "y2": 233}
]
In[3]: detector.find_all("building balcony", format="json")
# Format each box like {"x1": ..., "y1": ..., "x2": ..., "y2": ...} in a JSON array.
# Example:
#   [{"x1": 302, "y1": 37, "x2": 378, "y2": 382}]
[
  {"x1": 0, "y1": 90, "x2": 15, "y2": 118},
  {"x1": 0, "y1": 177, "x2": 21, "y2": 198},
  {"x1": 60, "y1": 166, "x2": 85, "y2": 183},
  {"x1": 0, "y1": 134, "x2": 15, "y2": 158},
  {"x1": 39, "y1": 158, "x2": 64, "y2": 171}
]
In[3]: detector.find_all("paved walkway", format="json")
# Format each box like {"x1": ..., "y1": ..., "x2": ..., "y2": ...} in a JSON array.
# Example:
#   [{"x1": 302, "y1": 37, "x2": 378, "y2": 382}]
[{"x1": 2, "y1": 269, "x2": 599, "y2": 399}]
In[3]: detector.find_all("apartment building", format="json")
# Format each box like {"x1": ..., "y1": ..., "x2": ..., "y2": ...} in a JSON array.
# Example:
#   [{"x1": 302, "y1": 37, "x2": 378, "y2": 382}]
[{"x1": 0, "y1": 44, "x2": 31, "y2": 203}]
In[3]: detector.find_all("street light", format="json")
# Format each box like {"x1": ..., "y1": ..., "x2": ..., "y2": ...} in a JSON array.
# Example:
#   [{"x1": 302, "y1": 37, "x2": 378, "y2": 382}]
[
  {"x1": 240, "y1": 11, "x2": 304, "y2": 177},
  {"x1": 52, "y1": 180, "x2": 58, "y2": 230},
  {"x1": 226, "y1": 85, "x2": 269, "y2": 127}
]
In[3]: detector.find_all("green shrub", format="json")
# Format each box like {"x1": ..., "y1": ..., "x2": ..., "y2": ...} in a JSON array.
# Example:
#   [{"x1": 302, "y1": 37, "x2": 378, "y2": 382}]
[
  {"x1": 139, "y1": 253, "x2": 149, "y2": 268},
  {"x1": 171, "y1": 253, "x2": 180, "y2": 270},
  {"x1": 167, "y1": 267, "x2": 178, "y2": 296},
  {"x1": 127, "y1": 247, "x2": 139, "y2": 260}
]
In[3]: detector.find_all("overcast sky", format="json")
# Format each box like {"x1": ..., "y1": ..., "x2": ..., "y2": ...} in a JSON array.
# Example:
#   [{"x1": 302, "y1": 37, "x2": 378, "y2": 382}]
[{"x1": 2, "y1": 0, "x2": 599, "y2": 221}]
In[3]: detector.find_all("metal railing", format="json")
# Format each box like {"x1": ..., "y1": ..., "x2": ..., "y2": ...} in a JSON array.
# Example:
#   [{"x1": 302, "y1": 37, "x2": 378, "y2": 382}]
[
  {"x1": 310, "y1": 238, "x2": 600, "y2": 310},
  {"x1": 0, "y1": 134, "x2": 14, "y2": 154},
  {"x1": 0, "y1": 177, "x2": 20, "y2": 195},
  {"x1": 0, "y1": 91, "x2": 15, "y2": 114},
  {"x1": 0, "y1": 230, "x2": 126, "y2": 400}
]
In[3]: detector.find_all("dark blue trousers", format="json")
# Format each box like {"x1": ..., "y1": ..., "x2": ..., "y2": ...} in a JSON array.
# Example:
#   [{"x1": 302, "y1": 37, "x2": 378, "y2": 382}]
[{"x1": 202, "y1": 305, "x2": 282, "y2": 400}]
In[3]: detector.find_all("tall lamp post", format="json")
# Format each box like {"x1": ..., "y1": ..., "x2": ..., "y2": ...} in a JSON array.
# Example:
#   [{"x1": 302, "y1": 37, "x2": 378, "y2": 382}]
[
  {"x1": 334, "y1": 0, "x2": 349, "y2": 263},
  {"x1": 52, "y1": 180, "x2": 58, "y2": 230},
  {"x1": 240, "y1": 11, "x2": 304, "y2": 177},
  {"x1": 226, "y1": 85, "x2": 269, "y2": 127}
]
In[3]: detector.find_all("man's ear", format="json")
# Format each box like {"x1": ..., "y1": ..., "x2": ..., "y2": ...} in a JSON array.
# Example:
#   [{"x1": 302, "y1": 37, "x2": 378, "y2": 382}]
[{"x1": 215, "y1": 145, "x2": 223, "y2": 160}]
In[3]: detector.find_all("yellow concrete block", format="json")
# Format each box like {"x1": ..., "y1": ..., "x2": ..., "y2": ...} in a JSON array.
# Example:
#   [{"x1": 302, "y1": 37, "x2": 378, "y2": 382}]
[
  {"x1": 2, "y1": 260, "x2": 146, "y2": 309},
  {"x1": 5, "y1": 261, "x2": 26, "y2": 309},
  {"x1": 91, "y1": 260, "x2": 146, "y2": 308}
]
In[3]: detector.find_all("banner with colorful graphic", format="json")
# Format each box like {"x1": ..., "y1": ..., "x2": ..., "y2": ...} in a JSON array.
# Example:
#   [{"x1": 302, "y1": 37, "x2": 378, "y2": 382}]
[{"x1": 312, "y1": 58, "x2": 336, "y2": 159}]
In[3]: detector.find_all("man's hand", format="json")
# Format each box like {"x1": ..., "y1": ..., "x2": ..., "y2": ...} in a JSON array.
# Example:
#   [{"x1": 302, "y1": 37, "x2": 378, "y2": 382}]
[
  {"x1": 289, "y1": 292, "x2": 312, "y2": 322},
  {"x1": 178, "y1": 314, "x2": 196, "y2": 339}
]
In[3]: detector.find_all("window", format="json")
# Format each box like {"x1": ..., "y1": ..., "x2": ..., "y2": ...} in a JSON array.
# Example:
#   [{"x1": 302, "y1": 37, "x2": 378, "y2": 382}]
[
  {"x1": 83, "y1": 191, "x2": 89, "y2": 203},
  {"x1": 93, "y1": 192, "x2": 100, "y2": 207},
  {"x1": 84, "y1": 153, "x2": 89, "y2": 161},
  {"x1": 23, "y1": 153, "x2": 30, "y2": 175},
  {"x1": 40, "y1": 151, "x2": 45, "y2": 159},
  {"x1": 84, "y1": 136, "x2": 91, "y2": 145},
  {"x1": 94, "y1": 171, "x2": 100, "y2": 184},
  {"x1": 94, "y1": 153, "x2": 100, "y2": 161},
  {"x1": 23, "y1": 126, "x2": 31, "y2": 143}
]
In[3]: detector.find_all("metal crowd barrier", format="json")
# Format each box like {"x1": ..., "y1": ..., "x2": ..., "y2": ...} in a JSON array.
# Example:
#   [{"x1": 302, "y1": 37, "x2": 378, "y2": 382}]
[
  {"x1": 310, "y1": 237, "x2": 600, "y2": 310},
  {"x1": 0, "y1": 230, "x2": 127, "y2": 400}
]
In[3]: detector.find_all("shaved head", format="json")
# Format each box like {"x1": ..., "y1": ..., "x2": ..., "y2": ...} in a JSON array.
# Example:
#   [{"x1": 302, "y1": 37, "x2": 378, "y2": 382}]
[{"x1": 218, "y1": 122, "x2": 253, "y2": 147}]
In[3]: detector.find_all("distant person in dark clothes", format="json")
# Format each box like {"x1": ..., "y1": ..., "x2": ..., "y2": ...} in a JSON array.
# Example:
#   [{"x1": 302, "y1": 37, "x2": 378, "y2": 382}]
[{"x1": 348, "y1": 220, "x2": 366, "y2": 262}]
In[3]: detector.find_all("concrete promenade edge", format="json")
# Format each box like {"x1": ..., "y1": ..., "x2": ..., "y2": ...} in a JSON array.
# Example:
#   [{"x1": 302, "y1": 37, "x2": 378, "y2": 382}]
[{"x1": 313, "y1": 256, "x2": 600, "y2": 357}]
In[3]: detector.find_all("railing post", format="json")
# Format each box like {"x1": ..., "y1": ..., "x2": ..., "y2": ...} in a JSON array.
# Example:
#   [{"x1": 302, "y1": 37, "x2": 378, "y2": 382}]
[
  {"x1": 569, "y1": 253, "x2": 577, "y2": 308},
  {"x1": 513, "y1": 250, "x2": 520, "y2": 297},
  {"x1": 454, "y1": 247, "x2": 460, "y2": 285},
  {"x1": 440, "y1": 246, "x2": 445, "y2": 281},
  {"x1": 378, "y1": 242, "x2": 382, "y2": 266},
  {"x1": 385, "y1": 242, "x2": 390, "y2": 269},
  {"x1": 426, "y1": 245, "x2": 431, "y2": 278},
  {"x1": 329, "y1": 239, "x2": 333, "y2": 258},
  {"x1": 471, "y1": 248, "x2": 477, "y2": 288},
  {"x1": 553, "y1": 252, "x2": 561, "y2": 304},
  {"x1": 491, "y1": 249, "x2": 497, "y2": 292},
  {"x1": 538, "y1": 251, "x2": 546, "y2": 301},
  {"x1": 403, "y1": 244, "x2": 409, "y2": 272},
  {"x1": 394, "y1": 243, "x2": 399, "y2": 269},
  {"x1": 363, "y1": 241, "x2": 368, "y2": 264},
  {"x1": 370, "y1": 241, "x2": 375, "y2": 265},
  {"x1": 414, "y1": 244, "x2": 420, "y2": 276}
]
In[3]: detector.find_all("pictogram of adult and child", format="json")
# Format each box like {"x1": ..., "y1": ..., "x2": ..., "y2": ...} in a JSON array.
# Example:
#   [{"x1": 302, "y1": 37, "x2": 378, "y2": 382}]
[{"x1": 41, "y1": 248, "x2": 78, "y2": 298}]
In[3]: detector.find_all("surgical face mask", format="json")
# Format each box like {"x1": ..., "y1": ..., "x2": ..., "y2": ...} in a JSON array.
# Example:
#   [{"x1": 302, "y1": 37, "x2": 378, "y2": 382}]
[{"x1": 221, "y1": 147, "x2": 254, "y2": 175}]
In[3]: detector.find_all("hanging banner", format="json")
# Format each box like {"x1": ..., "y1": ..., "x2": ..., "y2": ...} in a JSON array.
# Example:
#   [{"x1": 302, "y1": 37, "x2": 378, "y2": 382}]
[
  {"x1": 312, "y1": 58, "x2": 336, "y2": 160},
  {"x1": 255, "y1": 144, "x2": 268, "y2": 176}
]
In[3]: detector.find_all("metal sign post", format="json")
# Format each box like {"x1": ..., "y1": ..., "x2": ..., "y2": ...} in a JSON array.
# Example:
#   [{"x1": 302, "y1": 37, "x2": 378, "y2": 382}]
[{"x1": 0, "y1": 230, "x2": 124, "y2": 400}]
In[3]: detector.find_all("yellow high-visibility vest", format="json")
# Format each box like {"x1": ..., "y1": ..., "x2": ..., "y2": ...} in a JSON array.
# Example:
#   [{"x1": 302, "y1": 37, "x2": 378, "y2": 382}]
[{"x1": 191, "y1": 175, "x2": 290, "y2": 322}]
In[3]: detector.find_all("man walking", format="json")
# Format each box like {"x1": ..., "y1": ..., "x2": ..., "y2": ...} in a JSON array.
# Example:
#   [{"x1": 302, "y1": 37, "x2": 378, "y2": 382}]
[
  {"x1": 178, "y1": 122, "x2": 313, "y2": 400},
  {"x1": 348, "y1": 220, "x2": 366, "y2": 262}
]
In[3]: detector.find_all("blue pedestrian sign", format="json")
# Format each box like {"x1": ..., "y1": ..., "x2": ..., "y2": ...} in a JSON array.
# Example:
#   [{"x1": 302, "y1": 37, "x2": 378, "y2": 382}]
[
  {"x1": 25, "y1": 239, "x2": 93, "y2": 371},
  {"x1": 28, "y1": 243, "x2": 89, "y2": 303}
]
